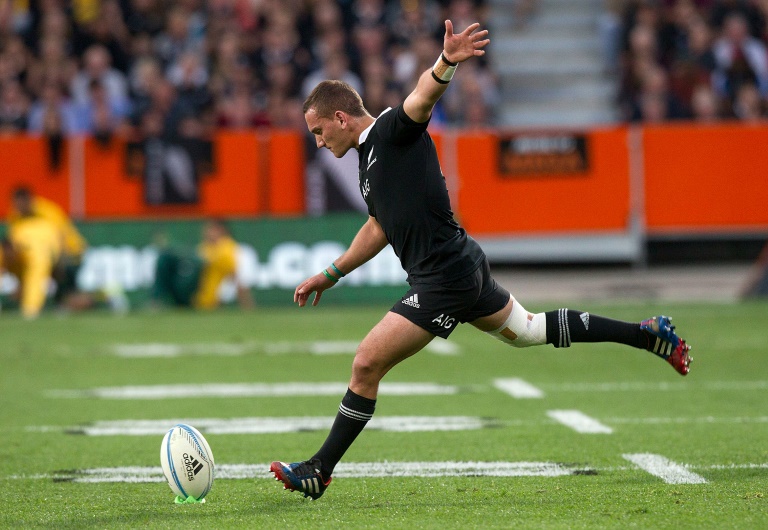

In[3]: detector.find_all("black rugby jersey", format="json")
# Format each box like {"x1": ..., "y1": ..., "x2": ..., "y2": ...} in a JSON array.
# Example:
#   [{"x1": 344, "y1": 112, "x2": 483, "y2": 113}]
[{"x1": 357, "y1": 104, "x2": 484, "y2": 284}]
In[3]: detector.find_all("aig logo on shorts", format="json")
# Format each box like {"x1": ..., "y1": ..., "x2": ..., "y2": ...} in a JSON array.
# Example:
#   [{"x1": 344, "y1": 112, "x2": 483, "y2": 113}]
[{"x1": 432, "y1": 313, "x2": 455, "y2": 329}]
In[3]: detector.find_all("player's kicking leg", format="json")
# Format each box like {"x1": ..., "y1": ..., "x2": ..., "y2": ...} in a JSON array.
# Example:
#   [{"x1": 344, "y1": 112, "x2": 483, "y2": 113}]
[
  {"x1": 472, "y1": 296, "x2": 692, "y2": 375},
  {"x1": 271, "y1": 312, "x2": 435, "y2": 499}
]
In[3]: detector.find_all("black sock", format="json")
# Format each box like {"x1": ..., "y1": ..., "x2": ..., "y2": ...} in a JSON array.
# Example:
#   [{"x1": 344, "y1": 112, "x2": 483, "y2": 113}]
[
  {"x1": 312, "y1": 388, "x2": 376, "y2": 478},
  {"x1": 545, "y1": 308, "x2": 649, "y2": 349}
]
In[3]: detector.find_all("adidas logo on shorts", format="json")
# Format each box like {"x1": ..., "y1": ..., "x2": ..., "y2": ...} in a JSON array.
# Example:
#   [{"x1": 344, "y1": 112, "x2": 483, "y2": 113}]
[{"x1": 401, "y1": 294, "x2": 420, "y2": 308}]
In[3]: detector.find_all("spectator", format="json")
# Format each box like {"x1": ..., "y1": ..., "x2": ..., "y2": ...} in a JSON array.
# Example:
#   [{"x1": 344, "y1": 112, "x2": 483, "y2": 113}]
[
  {"x1": 302, "y1": 52, "x2": 363, "y2": 100},
  {"x1": 351, "y1": 0, "x2": 389, "y2": 27},
  {"x1": 25, "y1": 34, "x2": 78, "y2": 97},
  {"x1": 128, "y1": 56, "x2": 163, "y2": 103},
  {"x1": 0, "y1": 35, "x2": 32, "y2": 85},
  {"x1": 0, "y1": 79, "x2": 30, "y2": 132},
  {"x1": 712, "y1": 11, "x2": 768, "y2": 99},
  {"x1": 709, "y1": 0, "x2": 764, "y2": 37},
  {"x1": 732, "y1": 81, "x2": 765, "y2": 120},
  {"x1": 167, "y1": 50, "x2": 209, "y2": 91},
  {"x1": 123, "y1": 0, "x2": 166, "y2": 37},
  {"x1": 84, "y1": 78, "x2": 130, "y2": 139},
  {"x1": 0, "y1": 0, "x2": 496, "y2": 146},
  {"x1": 690, "y1": 82, "x2": 722, "y2": 121},
  {"x1": 667, "y1": 16, "x2": 717, "y2": 113},
  {"x1": 153, "y1": 5, "x2": 205, "y2": 69},
  {"x1": 208, "y1": 31, "x2": 250, "y2": 99},
  {"x1": 637, "y1": 64, "x2": 689, "y2": 120},
  {"x1": 216, "y1": 88, "x2": 269, "y2": 129},
  {"x1": 70, "y1": 44, "x2": 129, "y2": 108},
  {"x1": 443, "y1": 60, "x2": 500, "y2": 124},
  {"x1": 619, "y1": 22, "x2": 662, "y2": 116},
  {"x1": 72, "y1": 0, "x2": 132, "y2": 73},
  {"x1": 255, "y1": 10, "x2": 312, "y2": 84},
  {"x1": 27, "y1": 81, "x2": 88, "y2": 136}
]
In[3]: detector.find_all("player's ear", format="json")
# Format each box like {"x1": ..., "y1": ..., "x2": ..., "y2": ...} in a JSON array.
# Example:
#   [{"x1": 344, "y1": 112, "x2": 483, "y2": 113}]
[{"x1": 335, "y1": 111, "x2": 347, "y2": 129}]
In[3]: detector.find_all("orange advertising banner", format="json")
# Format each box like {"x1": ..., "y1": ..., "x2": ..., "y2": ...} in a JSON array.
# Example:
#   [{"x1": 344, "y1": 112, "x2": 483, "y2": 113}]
[
  {"x1": 1, "y1": 124, "x2": 768, "y2": 237},
  {"x1": 453, "y1": 127, "x2": 631, "y2": 235},
  {"x1": 643, "y1": 123, "x2": 768, "y2": 233},
  {"x1": 0, "y1": 131, "x2": 304, "y2": 219},
  {"x1": 0, "y1": 136, "x2": 71, "y2": 217}
]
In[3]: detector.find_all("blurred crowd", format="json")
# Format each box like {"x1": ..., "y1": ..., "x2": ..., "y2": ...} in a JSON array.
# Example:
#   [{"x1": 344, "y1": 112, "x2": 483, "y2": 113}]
[
  {"x1": 0, "y1": 0, "x2": 497, "y2": 144},
  {"x1": 614, "y1": 0, "x2": 768, "y2": 122}
]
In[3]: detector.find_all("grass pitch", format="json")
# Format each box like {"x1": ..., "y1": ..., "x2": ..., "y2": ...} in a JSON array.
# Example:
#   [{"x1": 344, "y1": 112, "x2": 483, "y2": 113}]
[{"x1": 1, "y1": 301, "x2": 767, "y2": 529}]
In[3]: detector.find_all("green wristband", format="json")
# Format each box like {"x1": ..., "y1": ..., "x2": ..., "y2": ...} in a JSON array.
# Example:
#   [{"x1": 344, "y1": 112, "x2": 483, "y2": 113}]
[
  {"x1": 330, "y1": 263, "x2": 346, "y2": 277},
  {"x1": 322, "y1": 269, "x2": 339, "y2": 283}
]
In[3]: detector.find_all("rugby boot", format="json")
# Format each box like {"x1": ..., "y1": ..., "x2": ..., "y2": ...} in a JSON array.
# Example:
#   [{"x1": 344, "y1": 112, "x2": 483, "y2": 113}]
[
  {"x1": 270, "y1": 458, "x2": 331, "y2": 500},
  {"x1": 640, "y1": 315, "x2": 692, "y2": 376}
]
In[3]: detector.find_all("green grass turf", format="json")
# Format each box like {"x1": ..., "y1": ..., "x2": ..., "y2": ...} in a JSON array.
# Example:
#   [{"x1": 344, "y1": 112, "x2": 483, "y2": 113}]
[{"x1": 1, "y1": 301, "x2": 767, "y2": 528}]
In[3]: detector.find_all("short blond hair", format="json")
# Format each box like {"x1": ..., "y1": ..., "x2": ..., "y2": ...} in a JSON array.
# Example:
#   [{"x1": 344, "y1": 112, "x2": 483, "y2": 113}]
[{"x1": 303, "y1": 80, "x2": 368, "y2": 118}]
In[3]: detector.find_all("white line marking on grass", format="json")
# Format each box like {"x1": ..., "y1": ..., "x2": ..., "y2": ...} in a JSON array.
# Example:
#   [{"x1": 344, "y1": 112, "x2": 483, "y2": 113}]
[
  {"x1": 702, "y1": 463, "x2": 768, "y2": 470},
  {"x1": 112, "y1": 341, "x2": 461, "y2": 358},
  {"x1": 59, "y1": 416, "x2": 490, "y2": 436},
  {"x1": 605, "y1": 416, "x2": 768, "y2": 425},
  {"x1": 33, "y1": 414, "x2": 768, "y2": 434},
  {"x1": 261, "y1": 341, "x2": 359, "y2": 355},
  {"x1": 16, "y1": 461, "x2": 768, "y2": 483},
  {"x1": 493, "y1": 378, "x2": 544, "y2": 399},
  {"x1": 112, "y1": 343, "x2": 251, "y2": 357},
  {"x1": 46, "y1": 382, "x2": 459, "y2": 400},
  {"x1": 623, "y1": 453, "x2": 707, "y2": 484},
  {"x1": 547, "y1": 410, "x2": 613, "y2": 434},
  {"x1": 543, "y1": 381, "x2": 768, "y2": 392},
  {"x1": 42, "y1": 461, "x2": 593, "y2": 483},
  {"x1": 424, "y1": 340, "x2": 461, "y2": 355}
]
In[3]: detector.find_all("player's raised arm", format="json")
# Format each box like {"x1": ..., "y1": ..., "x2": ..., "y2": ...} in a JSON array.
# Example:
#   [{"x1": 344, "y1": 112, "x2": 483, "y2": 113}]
[
  {"x1": 294, "y1": 216, "x2": 389, "y2": 307},
  {"x1": 402, "y1": 20, "x2": 490, "y2": 123}
]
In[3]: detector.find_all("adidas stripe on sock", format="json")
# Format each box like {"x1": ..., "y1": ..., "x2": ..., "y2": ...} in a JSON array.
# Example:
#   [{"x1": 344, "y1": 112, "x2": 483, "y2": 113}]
[
  {"x1": 312, "y1": 388, "x2": 376, "y2": 477},
  {"x1": 545, "y1": 308, "x2": 647, "y2": 349}
]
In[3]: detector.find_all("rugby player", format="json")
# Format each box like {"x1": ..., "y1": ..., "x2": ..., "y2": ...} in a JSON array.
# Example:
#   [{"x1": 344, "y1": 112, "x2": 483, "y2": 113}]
[
  {"x1": 271, "y1": 20, "x2": 692, "y2": 500},
  {"x1": 151, "y1": 219, "x2": 252, "y2": 310}
]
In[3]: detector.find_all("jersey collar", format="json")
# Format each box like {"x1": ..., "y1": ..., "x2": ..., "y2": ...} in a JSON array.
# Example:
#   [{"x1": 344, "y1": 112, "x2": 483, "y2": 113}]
[{"x1": 358, "y1": 107, "x2": 392, "y2": 145}]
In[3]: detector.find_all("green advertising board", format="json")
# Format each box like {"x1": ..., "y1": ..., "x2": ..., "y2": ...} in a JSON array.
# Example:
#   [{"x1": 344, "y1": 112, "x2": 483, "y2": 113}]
[{"x1": 2, "y1": 215, "x2": 408, "y2": 308}]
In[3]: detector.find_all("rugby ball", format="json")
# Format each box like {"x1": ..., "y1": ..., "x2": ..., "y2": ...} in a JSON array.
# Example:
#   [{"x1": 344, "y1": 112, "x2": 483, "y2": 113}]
[{"x1": 160, "y1": 424, "x2": 215, "y2": 502}]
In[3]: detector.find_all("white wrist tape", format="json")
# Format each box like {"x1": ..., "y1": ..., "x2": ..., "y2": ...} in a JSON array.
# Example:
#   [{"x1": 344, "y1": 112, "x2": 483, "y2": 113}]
[{"x1": 431, "y1": 53, "x2": 458, "y2": 84}]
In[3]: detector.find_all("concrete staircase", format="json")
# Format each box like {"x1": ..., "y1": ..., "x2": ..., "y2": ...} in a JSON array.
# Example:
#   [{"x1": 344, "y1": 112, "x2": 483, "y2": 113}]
[{"x1": 488, "y1": 0, "x2": 619, "y2": 128}]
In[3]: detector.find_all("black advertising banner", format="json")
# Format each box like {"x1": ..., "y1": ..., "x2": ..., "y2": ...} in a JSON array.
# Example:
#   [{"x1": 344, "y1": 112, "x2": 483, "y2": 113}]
[{"x1": 498, "y1": 133, "x2": 589, "y2": 176}]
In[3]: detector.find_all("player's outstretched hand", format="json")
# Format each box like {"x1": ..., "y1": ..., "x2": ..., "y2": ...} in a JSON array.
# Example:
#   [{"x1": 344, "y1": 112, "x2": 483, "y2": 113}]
[
  {"x1": 442, "y1": 20, "x2": 490, "y2": 64},
  {"x1": 294, "y1": 272, "x2": 336, "y2": 307}
]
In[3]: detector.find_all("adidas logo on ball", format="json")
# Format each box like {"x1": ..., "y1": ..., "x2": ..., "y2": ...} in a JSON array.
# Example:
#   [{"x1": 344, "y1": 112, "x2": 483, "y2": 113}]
[
  {"x1": 161, "y1": 424, "x2": 215, "y2": 502},
  {"x1": 183, "y1": 453, "x2": 204, "y2": 481}
]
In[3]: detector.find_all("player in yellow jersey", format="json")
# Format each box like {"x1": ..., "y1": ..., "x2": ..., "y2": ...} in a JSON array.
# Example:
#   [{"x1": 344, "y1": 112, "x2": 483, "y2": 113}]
[
  {"x1": 8, "y1": 187, "x2": 87, "y2": 306},
  {"x1": 151, "y1": 219, "x2": 253, "y2": 310},
  {"x1": 0, "y1": 215, "x2": 61, "y2": 319}
]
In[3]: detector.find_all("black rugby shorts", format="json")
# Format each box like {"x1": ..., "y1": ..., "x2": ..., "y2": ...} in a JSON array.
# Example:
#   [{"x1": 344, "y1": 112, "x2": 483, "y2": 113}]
[{"x1": 390, "y1": 257, "x2": 510, "y2": 339}]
